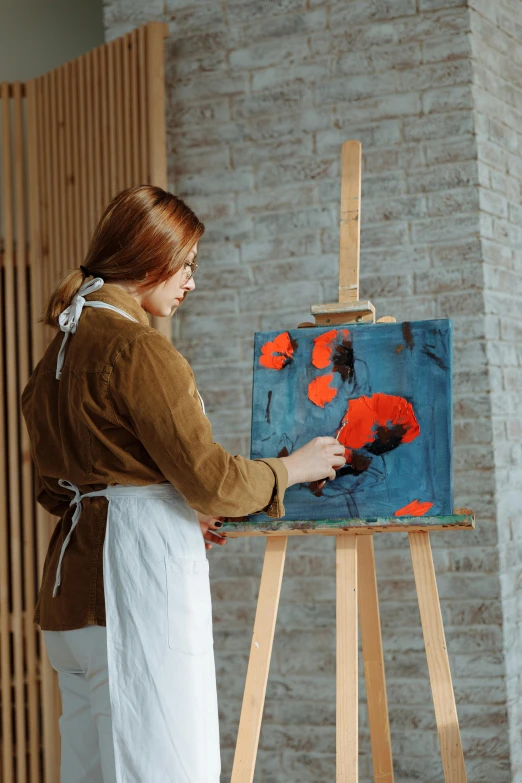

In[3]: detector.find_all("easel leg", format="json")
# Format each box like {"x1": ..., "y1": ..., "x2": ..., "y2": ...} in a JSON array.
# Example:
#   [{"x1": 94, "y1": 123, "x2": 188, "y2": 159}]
[
  {"x1": 230, "y1": 536, "x2": 287, "y2": 783},
  {"x1": 337, "y1": 532, "x2": 358, "y2": 783},
  {"x1": 357, "y1": 535, "x2": 394, "y2": 783},
  {"x1": 409, "y1": 532, "x2": 467, "y2": 783}
]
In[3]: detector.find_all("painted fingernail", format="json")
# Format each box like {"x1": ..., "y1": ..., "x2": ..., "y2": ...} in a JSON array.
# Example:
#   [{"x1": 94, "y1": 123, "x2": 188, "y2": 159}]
[{"x1": 214, "y1": 521, "x2": 223, "y2": 527}]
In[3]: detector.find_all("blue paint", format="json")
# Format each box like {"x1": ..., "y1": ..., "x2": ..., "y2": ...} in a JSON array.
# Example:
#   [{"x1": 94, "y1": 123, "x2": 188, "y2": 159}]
[{"x1": 250, "y1": 319, "x2": 453, "y2": 521}]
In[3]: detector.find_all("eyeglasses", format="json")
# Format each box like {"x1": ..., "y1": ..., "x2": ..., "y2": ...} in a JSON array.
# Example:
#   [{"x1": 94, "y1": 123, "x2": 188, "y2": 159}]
[{"x1": 181, "y1": 259, "x2": 198, "y2": 283}]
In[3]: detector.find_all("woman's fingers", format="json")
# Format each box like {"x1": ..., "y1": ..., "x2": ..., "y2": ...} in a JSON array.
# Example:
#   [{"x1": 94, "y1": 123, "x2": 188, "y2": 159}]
[{"x1": 203, "y1": 530, "x2": 227, "y2": 546}]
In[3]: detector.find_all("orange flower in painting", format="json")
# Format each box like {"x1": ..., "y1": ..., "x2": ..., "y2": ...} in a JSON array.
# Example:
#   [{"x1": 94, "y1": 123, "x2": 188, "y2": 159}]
[
  {"x1": 394, "y1": 499, "x2": 434, "y2": 517},
  {"x1": 336, "y1": 393, "x2": 420, "y2": 455},
  {"x1": 311, "y1": 329, "x2": 338, "y2": 369},
  {"x1": 308, "y1": 373, "x2": 337, "y2": 408},
  {"x1": 259, "y1": 332, "x2": 295, "y2": 370}
]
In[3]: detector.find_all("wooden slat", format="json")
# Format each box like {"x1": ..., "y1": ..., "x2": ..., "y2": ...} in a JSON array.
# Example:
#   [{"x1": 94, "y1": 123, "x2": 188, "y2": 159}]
[
  {"x1": 3, "y1": 80, "x2": 28, "y2": 783},
  {"x1": 13, "y1": 79, "x2": 40, "y2": 783},
  {"x1": 71, "y1": 59, "x2": 82, "y2": 265},
  {"x1": 63, "y1": 63, "x2": 75, "y2": 269},
  {"x1": 336, "y1": 533, "x2": 358, "y2": 783},
  {"x1": 100, "y1": 44, "x2": 110, "y2": 208},
  {"x1": 78, "y1": 55, "x2": 89, "y2": 255},
  {"x1": 93, "y1": 47, "x2": 103, "y2": 220},
  {"x1": 107, "y1": 41, "x2": 117, "y2": 197},
  {"x1": 49, "y1": 69, "x2": 61, "y2": 284},
  {"x1": 409, "y1": 532, "x2": 467, "y2": 783},
  {"x1": 25, "y1": 79, "x2": 44, "y2": 364},
  {"x1": 57, "y1": 66, "x2": 68, "y2": 277},
  {"x1": 230, "y1": 536, "x2": 287, "y2": 783},
  {"x1": 123, "y1": 32, "x2": 133, "y2": 188},
  {"x1": 138, "y1": 25, "x2": 148, "y2": 182},
  {"x1": 358, "y1": 535, "x2": 394, "y2": 783},
  {"x1": 115, "y1": 37, "x2": 125, "y2": 192},
  {"x1": 130, "y1": 30, "x2": 140, "y2": 184},
  {"x1": 86, "y1": 50, "x2": 97, "y2": 236},
  {"x1": 0, "y1": 77, "x2": 15, "y2": 783},
  {"x1": 338, "y1": 139, "x2": 361, "y2": 303},
  {"x1": 41, "y1": 73, "x2": 53, "y2": 344}
]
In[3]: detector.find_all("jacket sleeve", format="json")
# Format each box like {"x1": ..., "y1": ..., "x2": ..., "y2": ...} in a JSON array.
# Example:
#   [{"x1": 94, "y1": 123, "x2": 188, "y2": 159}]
[{"x1": 108, "y1": 329, "x2": 288, "y2": 518}]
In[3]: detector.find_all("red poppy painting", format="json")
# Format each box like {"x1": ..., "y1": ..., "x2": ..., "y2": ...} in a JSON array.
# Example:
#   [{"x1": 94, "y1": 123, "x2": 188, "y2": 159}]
[{"x1": 251, "y1": 320, "x2": 453, "y2": 521}]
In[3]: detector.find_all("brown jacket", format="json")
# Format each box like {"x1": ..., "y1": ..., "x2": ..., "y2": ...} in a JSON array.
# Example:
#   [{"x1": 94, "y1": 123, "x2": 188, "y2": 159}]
[{"x1": 21, "y1": 283, "x2": 287, "y2": 631}]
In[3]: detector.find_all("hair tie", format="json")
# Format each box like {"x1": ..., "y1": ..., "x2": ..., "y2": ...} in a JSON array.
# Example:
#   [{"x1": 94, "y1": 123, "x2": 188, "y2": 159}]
[{"x1": 80, "y1": 265, "x2": 104, "y2": 281}]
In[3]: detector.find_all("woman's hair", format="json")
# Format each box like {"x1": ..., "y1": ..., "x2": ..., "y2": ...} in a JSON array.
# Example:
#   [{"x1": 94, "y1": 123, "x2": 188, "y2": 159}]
[{"x1": 43, "y1": 185, "x2": 204, "y2": 328}]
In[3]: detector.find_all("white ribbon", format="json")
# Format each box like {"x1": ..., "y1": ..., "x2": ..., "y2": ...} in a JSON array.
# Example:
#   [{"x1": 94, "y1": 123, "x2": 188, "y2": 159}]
[
  {"x1": 52, "y1": 479, "x2": 87, "y2": 597},
  {"x1": 56, "y1": 277, "x2": 105, "y2": 379}
]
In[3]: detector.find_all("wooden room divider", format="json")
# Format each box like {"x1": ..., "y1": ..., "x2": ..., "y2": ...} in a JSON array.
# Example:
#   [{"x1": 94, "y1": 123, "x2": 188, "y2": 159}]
[{"x1": 0, "y1": 20, "x2": 169, "y2": 782}]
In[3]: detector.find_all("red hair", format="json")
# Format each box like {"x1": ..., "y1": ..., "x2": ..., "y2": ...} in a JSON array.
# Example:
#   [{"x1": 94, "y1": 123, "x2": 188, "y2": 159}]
[{"x1": 43, "y1": 185, "x2": 204, "y2": 328}]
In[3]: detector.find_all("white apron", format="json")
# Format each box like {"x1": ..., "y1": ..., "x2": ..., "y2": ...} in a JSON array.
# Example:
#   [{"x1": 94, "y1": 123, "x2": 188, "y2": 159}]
[{"x1": 52, "y1": 278, "x2": 221, "y2": 783}]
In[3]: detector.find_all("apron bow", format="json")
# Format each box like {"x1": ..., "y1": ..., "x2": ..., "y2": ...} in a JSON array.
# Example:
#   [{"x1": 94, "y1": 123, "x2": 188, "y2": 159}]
[
  {"x1": 56, "y1": 277, "x2": 104, "y2": 379},
  {"x1": 52, "y1": 479, "x2": 86, "y2": 597}
]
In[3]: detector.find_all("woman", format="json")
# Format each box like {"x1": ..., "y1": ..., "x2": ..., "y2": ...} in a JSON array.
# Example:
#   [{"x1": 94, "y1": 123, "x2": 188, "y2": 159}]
[{"x1": 21, "y1": 185, "x2": 345, "y2": 783}]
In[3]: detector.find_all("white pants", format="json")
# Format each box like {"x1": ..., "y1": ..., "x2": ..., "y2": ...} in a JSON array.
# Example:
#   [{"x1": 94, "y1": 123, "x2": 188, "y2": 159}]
[{"x1": 44, "y1": 625, "x2": 117, "y2": 783}]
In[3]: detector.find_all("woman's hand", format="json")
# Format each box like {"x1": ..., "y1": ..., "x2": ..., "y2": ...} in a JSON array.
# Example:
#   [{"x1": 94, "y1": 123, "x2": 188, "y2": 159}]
[
  {"x1": 196, "y1": 511, "x2": 227, "y2": 550},
  {"x1": 279, "y1": 436, "x2": 346, "y2": 488}
]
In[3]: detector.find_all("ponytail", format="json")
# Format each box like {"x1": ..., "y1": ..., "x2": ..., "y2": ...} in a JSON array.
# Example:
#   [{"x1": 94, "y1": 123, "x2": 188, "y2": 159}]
[{"x1": 42, "y1": 269, "x2": 86, "y2": 329}]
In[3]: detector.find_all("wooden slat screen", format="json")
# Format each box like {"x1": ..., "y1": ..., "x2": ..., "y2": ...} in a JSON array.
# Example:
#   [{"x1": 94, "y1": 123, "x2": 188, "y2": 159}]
[{"x1": 0, "y1": 20, "x2": 168, "y2": 783}]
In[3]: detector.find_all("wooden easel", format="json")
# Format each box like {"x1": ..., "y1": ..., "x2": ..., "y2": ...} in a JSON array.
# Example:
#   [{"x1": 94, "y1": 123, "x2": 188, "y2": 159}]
[{"x1": 222, "y1": 141, "x2": 474, "y2": 783}]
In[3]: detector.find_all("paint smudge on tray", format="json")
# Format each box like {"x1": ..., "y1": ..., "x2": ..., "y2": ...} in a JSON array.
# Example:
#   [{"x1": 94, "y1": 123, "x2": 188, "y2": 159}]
[
  {"x1": 259, "y1": 332, "x2": 297, "y2": 370},
  {"x1": 394, "y1": 499, "x2": 434, "y2": 517},
  {"x1": 308, "y1": 373, "x2": 337, "y2": 408}
]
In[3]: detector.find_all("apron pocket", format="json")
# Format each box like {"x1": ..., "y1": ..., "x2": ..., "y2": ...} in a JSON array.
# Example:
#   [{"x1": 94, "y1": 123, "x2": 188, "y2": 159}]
[{"x1": 165, "y1": 556, "x2": 213, "y2": 655}]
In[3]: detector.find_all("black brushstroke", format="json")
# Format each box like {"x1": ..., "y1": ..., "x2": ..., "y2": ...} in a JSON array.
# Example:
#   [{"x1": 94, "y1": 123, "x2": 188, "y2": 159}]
[
  {"x1": 307, "y1": 480, "x2": 325, "y2": 497},
  {"x1": 402, "y1": 322, "x2": 414, "y2": 350},
  {"x1": 336, "y1": 451, "x2": 372, "y2": 476},
  {"x1": 332, "y1": 333, "x2": 354, "y2": 382},
  {"x1": 279, "y1": 335, "x2": 299, "y2": 369},
  {"x1": 365, "y1": 423, "x2": 408, "y2": 455},
  {"x1": 306, "y1": 451, "x2": 372, "y2": 497},
  {"x1": 265, "y1": 390, "x2": 273, "y2": 423},
  {"x1": 422, "y1": 347, "x2": 447, "y2": 370}
]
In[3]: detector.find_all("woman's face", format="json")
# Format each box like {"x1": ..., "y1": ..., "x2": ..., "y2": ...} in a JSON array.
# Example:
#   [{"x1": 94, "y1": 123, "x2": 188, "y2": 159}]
[{"x1": 139, "y1": 242, "x2": 198, "y2": 318}]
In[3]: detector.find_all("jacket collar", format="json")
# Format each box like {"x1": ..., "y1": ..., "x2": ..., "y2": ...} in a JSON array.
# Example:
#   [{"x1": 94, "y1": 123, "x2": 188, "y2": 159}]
[{"x1": 84, "y1": 283, "x2": 150, "y2": 327}]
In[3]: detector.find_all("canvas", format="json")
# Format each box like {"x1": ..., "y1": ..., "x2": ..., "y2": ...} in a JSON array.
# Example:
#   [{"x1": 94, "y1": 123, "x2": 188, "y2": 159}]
[{"x1": 250, "y1": 319, "x2": 453, "y2": 522}]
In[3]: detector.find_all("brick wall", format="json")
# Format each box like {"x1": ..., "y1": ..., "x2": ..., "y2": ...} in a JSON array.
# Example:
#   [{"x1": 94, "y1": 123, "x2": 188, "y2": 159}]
[
  {"x1": 104, "y1": 2, "x2": 517, "y2": 780},
  {"x1": 469, "y1": 0, "x2": 522, "y2": 779}
]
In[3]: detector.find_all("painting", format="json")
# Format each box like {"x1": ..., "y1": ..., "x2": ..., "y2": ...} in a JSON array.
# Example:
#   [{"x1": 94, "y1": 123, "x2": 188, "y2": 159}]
[{"x1": 250, "y1": 319, "x2": 453, "y2": 522}]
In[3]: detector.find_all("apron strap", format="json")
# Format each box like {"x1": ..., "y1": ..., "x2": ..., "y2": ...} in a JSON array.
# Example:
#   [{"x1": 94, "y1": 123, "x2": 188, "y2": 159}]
[
  {"x1": 52, "y1": 479, "x2": 111, "y2": 598},
  {"x1": 55, "y1": 278, "x2": 139, "y2": 380}
]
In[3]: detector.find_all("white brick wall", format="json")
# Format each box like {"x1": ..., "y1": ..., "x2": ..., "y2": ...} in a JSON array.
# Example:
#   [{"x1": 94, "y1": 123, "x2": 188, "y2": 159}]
[
  {"x1": 470, "y1": 1, "x2": 522, "y2": 779},
  {"x1": 104, "y1": 2, "x2": 518, "y2": 780}
]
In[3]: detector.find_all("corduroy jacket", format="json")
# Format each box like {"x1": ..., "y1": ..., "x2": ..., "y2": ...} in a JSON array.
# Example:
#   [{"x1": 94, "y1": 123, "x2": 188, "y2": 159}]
[{"x1": 21, "y1": 283, "x2": 287, "y2": 631}]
